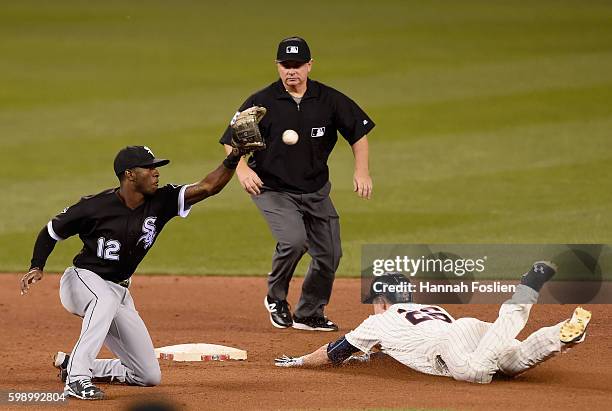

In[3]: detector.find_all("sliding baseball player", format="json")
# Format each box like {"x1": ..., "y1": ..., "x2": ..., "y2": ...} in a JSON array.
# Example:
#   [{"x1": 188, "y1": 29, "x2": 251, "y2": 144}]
[{"x1": 275, "y1": 262, "x2": 592, "y2": 384}]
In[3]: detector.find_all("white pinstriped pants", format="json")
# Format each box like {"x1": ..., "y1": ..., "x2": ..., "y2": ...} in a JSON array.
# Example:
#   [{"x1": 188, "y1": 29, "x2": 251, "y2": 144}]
[{"x1": 439, "y1": 285, "x2": 563, "y2": 384}]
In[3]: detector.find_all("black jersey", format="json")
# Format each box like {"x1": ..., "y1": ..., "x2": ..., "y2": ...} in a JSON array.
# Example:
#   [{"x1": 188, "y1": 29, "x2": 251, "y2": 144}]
[
  {"x1": 220, "y1": 79, "x2": 375, "y2": 194},
  {"x1": 46, "y1": 184, "x2": 191, "y2": 282}
]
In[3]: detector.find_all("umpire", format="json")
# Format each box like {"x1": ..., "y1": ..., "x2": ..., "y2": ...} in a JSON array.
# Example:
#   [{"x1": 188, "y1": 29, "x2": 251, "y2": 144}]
[{"x1": 220, "y1": 36, "x2": 375, "y2": 331}]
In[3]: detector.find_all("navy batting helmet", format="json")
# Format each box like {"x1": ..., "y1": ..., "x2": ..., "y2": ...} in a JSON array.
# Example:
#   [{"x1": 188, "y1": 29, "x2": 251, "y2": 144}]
[{"x1": 364, "y1": 272, "x2": 413, "y2": 304}]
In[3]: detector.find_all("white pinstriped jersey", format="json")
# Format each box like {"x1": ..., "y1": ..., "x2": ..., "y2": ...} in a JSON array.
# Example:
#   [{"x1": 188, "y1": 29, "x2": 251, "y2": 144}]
[
  {"x1": 345, "y1": 300, "x2": 565, "y2": 383},
  {"x1": 345, "y1": 303, "x2": 456, "y2": 376}
]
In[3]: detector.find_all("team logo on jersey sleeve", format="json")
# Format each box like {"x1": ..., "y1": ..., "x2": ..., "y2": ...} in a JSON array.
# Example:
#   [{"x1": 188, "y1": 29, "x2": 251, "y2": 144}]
[{"x1": 138, "y1": 217, "x2": 158, "y2": 249}]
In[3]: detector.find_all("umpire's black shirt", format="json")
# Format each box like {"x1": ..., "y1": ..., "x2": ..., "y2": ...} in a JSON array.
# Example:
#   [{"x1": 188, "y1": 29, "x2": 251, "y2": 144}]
[{"x1": 220, "y1": 79, "x2": 375, "y2": 194}]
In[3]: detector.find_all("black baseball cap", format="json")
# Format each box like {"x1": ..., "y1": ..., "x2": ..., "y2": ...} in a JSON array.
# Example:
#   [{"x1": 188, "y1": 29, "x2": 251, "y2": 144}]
[
  {"x1": 276, "y1": 36, "x2": 311, "y2": 63},
  {"x1": 113, "y1": 146, "x2": 170, "y2": 176}
]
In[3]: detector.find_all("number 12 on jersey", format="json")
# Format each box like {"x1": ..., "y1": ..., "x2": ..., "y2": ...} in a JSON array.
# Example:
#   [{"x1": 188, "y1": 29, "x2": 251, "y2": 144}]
[{"x1": 96, "y1": 237, "x2": 121, "y2": 261}]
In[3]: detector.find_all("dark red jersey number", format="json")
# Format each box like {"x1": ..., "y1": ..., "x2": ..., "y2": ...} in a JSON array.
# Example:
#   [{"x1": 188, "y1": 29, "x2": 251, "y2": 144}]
[{"x1": 397, "y1": 306, "x2": 453, "y2": 325}]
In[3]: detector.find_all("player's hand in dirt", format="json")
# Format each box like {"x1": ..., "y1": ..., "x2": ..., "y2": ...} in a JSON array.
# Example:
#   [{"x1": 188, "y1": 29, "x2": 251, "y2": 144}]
[
  {"x1": 20, "y1": 268, "x2": 43, "y2": 295},
  {"x1": 237, "y1": 165, "x2": 264, "y2": 195},
  {"x1": 274, "y1": 355, "x2": 304, "y2": 368},
  {"x1": 344, "y1": 353, "x2": 371, "y2": 364}
]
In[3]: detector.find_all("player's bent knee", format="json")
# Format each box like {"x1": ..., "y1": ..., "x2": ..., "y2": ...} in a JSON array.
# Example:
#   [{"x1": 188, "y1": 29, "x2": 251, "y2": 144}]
[
  {"x1": 463, "y1": 366, "x2": 494, "y2": 384},
  {"x1": 137, "y1": 369, "x2": 162, "y2": 387},
  {"x1": 146, "y1": 362, "x2": 162, "y2": 386},
  {"x1": 143, "y1": 373, "x2": 162, "y2": 387},
  {"x1": 446, "y1": 356, "x2": 495, "y2": 384},
  {"x1": 129, "y1": 361, "x2": 162, "y2": 386},
  {"x1": 451, "y1": 369, "x2": 493, "y2": 384}
]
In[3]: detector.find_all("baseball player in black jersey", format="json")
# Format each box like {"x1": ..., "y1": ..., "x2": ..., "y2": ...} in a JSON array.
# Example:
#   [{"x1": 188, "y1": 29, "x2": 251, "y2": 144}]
[
  {"x1": 220, "y1": 36, "x2": 375, "y2": 332},
  {"x1": 19, "y1": 145, "x2": 246, "y2": 400}
]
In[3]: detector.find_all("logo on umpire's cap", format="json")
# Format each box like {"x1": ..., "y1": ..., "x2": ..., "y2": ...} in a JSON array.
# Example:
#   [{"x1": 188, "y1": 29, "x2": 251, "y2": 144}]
[{"x1": 277, "y1": 37, "x2": 310, "y2": 62}]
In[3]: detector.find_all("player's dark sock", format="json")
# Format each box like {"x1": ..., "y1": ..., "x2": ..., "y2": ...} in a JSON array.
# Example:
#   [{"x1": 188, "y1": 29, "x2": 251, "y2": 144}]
[{"x1": 520, "y1": 261, "x2": 556, "y2": 292}]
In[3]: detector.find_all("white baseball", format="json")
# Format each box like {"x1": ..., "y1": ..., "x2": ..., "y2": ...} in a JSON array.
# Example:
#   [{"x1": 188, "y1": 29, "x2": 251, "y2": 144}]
[{"x1": 282, "y1": 129, "x2": 299, "y2": 145}]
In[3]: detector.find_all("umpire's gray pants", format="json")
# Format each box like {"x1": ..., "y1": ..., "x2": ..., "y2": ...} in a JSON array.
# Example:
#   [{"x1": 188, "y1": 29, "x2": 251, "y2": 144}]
[{"x1": 252, "y1": 181, "x2": 342, "y2": 318}]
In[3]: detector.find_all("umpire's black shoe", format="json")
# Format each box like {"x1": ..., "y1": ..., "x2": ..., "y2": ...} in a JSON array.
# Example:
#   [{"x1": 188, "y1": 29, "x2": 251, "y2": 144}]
[
  {"x1": 292, "y1": 315, "x2": 338, "y2": 332},
  {"x1": 264, "y1": 296, "x2": 293, "y2": 328},
  {"x1": 53, "y1": 351, "x2": 69, "y2": 383},
  {"x1": 64, "y1": 379, "x2": 104, "y2": 400},
  {"x1": 520, "y1": 261, "x2": 557, "y2": 292}
]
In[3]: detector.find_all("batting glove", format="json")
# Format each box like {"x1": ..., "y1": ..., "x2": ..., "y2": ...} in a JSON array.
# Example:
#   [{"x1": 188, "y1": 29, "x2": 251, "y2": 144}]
[
  {"x1": 274, "y1": 355, "x2": 304, "y2": 368},
  {"x1": 345, "y1": 353, "x2": 371, "y2": 364}
]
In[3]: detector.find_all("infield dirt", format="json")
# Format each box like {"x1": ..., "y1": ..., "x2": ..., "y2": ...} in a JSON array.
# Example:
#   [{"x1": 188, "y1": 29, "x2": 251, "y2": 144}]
[{"x1": 1, "y1": 274, "x2": 610, "y2": 410}]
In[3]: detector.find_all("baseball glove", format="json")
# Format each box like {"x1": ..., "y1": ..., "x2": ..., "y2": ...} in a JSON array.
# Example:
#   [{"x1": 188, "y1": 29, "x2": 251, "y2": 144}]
[{"x1": 230, "y1": 106, "x2": 267, "y2": 155}]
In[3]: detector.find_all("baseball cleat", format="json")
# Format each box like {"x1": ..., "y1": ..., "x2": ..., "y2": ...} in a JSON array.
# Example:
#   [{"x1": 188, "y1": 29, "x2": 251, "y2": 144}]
[
  {"x1": 64, "y1": 379, "x2": 104, "y2": 400},
  {"x1": 292, "y1": 315, "x2": 338, "y2": 332},
  {"x1": 52, "y1": 351, "x2": 69, "y2": 383},
  {"x1": 560, "y1": 306, "x2": 592, "y2": 344},
  {"x1": 520, "y1": 261, "x2": 557, "y2": 292},
  {"x1": 264, "y1": 296, "x2": 293, "y2": 328}
]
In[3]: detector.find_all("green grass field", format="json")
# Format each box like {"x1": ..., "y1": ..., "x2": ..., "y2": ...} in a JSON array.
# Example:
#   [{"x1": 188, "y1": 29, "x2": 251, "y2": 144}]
[{"x1": 1, "y1": 0, "x2": 611, "y2": 277}]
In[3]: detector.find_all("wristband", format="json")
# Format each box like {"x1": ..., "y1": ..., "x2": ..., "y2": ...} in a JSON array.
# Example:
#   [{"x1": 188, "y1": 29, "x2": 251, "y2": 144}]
[{"x1": 223, "y1": 152, "x2": 240, "y2": 170}]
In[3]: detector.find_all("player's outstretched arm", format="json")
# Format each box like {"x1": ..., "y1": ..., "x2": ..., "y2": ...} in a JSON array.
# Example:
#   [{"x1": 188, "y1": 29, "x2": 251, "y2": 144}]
[
  {"x1": 275, "y1": 336, "x2": 362, "y2": 368},
  {"x1": 275, "y1": 344, "x2": 331, "y2": 368},
  {"x1": 184, "y1": 152, "x2": 243, "y2": 206}
]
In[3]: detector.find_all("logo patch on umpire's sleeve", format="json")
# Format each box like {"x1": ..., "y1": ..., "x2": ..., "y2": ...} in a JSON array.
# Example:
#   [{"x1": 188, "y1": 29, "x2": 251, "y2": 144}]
[{"x1": 311, "y1": 127, "x2": 325, "y2": 137}]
